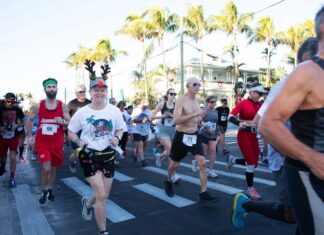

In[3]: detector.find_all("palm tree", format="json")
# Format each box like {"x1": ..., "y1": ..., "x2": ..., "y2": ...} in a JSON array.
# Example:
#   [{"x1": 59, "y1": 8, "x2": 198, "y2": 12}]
[
  {"x1": 116, "y1": 13, "x2": 154, "y2": 102},
  {"x1": 91, "y1": 37, "x2": 127, "y2": 96},
  {"x1": 208, "y1": 1, "x2": 253, "y2": 83},
  {"x1": 248, "y1": 16, "x2": 277, "y2": 87},
  {"x1": 183, "y1": 4, "x2": 209, "y2": 96},
  {"x1": 278, "y1": 19, "x2": 315, "y2": 67},
  {"x1": 144, "y1": 6, "x2": 179, "y2": 88}
]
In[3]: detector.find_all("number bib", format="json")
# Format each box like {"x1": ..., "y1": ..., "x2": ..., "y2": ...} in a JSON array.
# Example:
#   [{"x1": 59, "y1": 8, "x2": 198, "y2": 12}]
[
  {"x1": 3, "y1": 131, "x2": 14, "y2": 139},
  {"x1": 164, "y1": 118, "x2": 173, "y2": 127},
  {"x1": 42, "y1": 124, "x2": 58, "y2": 135},
  {"x1": 182, "y1": 134, "x2": 197, "y2": 146},
  {"x1": 221, "y1": 115, "x2": 227, "y2": 121}
]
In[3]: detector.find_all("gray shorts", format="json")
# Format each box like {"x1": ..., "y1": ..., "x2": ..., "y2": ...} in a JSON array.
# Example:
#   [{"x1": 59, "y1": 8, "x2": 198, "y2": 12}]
[{"x1": 156, "y1": 125, "x2": 176, "y2": 140}]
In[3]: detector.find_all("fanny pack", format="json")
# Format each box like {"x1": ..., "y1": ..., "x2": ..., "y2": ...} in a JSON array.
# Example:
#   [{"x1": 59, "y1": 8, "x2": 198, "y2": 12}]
[
  {"x1": 242, "y1": 126, "x2": 257, "y2": 133},
  {"x1": 78, "y1": 146, "x2": 115, "y2": 168}
]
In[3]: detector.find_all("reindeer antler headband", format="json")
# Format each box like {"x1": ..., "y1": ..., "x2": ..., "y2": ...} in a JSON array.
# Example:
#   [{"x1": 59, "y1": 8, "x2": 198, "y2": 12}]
[{"x1": 84, "y1": 59, "x2": 111, "y2": 88}]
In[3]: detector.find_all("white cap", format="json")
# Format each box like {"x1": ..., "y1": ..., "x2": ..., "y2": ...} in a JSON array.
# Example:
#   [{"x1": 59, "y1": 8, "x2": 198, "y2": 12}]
[{"x1": 249, "y1": 85, "x2": 266, "y2": 93}]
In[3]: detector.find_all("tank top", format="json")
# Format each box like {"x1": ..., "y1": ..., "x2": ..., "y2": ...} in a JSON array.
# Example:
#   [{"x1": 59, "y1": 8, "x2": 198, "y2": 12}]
[
  {"x1": 161, "y1": 101, "x2": 175, "y2": 126},
  {"x1": 36, "y1": 100, "x2": 64, "y2": 144},
  {"x1": 286, "y1": 56, "x2": 324, "y2": 170}
]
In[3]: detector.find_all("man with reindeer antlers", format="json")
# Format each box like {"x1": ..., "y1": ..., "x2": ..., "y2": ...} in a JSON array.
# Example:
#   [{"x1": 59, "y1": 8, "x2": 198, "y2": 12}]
[
  {"x1": 68, "y1": 60, "x2": 125, "y2": 235},
  {"x1": 27, "y1": 78, "x2": 70, "y2": 205}
]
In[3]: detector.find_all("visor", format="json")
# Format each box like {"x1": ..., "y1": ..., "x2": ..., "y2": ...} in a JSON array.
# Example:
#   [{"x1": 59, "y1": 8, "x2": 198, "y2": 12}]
[{"x1": 249, "y1": 85, "x2": 266, "y2": 93}]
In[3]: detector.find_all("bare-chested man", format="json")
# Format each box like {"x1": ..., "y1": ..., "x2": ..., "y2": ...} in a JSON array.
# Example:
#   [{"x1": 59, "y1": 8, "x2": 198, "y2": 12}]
[
  {"x1": 27, "y1": 78, "x2": 70, "y2": 206},
  {"x1": 259, "y1": 6, "x2": 324, "y2": 235},
  {"x1": 164, "y1": 77, "x2": 219, "y2": 203}
]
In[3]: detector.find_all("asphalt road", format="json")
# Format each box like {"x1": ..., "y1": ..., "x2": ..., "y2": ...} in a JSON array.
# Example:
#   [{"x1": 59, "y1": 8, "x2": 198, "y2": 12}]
[{"x1": 0, "y1": 128, "x2": 297, "y2": 235}]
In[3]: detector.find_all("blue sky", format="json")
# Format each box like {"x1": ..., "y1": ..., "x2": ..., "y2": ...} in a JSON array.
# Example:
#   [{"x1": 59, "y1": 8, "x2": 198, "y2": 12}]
[{"x1": 0, "y1": 0, "x2": 322, "y2": 103}]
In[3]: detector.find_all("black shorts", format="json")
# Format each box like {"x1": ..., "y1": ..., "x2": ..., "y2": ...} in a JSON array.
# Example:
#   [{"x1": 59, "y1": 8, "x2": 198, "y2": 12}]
[
  {"x1": 79, "y1": 147, "x2": 116, "y2": 178},
  {"x1": 218, "y1": 126, "x2": 227, "y2": 134},
  {"x1": 200, "y1": 135, "x2": 217, "y2": 144},
  {"x1": 170, "y1": 131, "x2": 204, "y2": 162},
  {"x1": 133, "y1": 133, "x2": 147, "y2": 142}
]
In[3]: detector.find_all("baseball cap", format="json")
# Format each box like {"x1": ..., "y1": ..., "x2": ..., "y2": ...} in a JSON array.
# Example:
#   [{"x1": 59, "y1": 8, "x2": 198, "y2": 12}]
[{"x1": 89, "y1": 78, "x2": 107, "y2": 89}]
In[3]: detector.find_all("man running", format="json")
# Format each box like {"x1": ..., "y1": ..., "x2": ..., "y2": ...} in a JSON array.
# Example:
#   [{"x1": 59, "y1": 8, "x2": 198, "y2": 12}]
[
  {"x1": 216, "y1": 96, "x2": 230, "y2": 155},
  {"x1": 27, "y1": 78, "x2": 70, "y2": 205},
  {"x1": 164, "y1": 77, "x2": 219, "y2": 203},
  {"x1": 0, "y1": 92, "x2": 24, "y2": 188},
  {"x1": 260, "y1": 7, "x2": 324, "y2": 235}
]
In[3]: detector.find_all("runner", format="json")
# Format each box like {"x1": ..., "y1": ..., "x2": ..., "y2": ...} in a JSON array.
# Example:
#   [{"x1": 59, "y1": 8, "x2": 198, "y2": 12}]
[
  {"x1": 68, "y1": 60, "x2": 124, "y2": 235},
  {"x1": 27, "y1": 78, "x2": 70, "y2": 205},
  {"x1": 227, "y1": 82, "x2": 264, "y2": 200},
  {"x1": 67, "y1": 84, "x2": 91, "y2": 173},
  {"x1": 231, "y1": 36, "x2": 318, "y2": 230},
  {"x1": 216, "y1": 95, "x2": 230, "y2": 155},
  {"x1": 260, "y1": 8, "x2": 324, "y2": 234},
  {"x1": 0, "y1": 92, "x2": 24, "y2": 188},
  {"x1": 164, "y1": 77, "x2": 219, "y2": 203},
  {"x1": 117, "y1": 101, "x2": 128, "y2": 157}
]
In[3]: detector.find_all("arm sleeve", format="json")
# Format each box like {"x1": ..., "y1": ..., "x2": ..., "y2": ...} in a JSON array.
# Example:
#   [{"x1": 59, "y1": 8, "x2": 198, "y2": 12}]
[{"x1": 228, "y1": 116, "x2": 240, "y2": 126}]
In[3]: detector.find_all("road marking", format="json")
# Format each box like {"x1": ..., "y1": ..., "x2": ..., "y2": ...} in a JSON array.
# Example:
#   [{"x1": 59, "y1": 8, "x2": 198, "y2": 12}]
[
  {"x1": 143, "y1": 167, "x2": 242, "y2": 195},
  {"x1": 214, "y1": 160, "x2": 272, "y2": 173},
  {"x1": 114, "y1": 171, "x2": 134, "y2": 182},
  {"x1": 62, "y1": 177, "x2": 135, "y2": 223},
  {"x1": 180, "y1": 162, "x2": 275, "y2": 186},
  {"x1": 133, "y1": 183, "x2": 195, "y2": 207},
  {"x1": 12, "y1": 184, "x2": 54, "y2": 235}
]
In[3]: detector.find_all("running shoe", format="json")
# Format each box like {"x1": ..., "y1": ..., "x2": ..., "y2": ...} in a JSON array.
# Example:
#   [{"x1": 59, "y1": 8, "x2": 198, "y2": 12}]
[
  {"x1": 141, "y1": 159, "x2": 147, "y2": 167},
  {"x1": 152, "y1": 147, "x2": 158, "y2": 158},
  {"x1": 164, "y1": 178, "x2": 174, "y2": 197},
  {"x1": 191, "y1": 160, "x2": 198, "y2": 173},
  {"x1": 199, "y1": 191, "x2": 220, "y2": 204},
  {"x1": 47, "y1": 189, "x2": 55, "y2": 201},
  {"x1": 155, "y1": 153, "x2": 162, "y2": 167},
  {"x1": 0, "y1": 164, "x2": 5, "y2": 176},
  {"x1": 9, "y1": 177, "x2": 17, "y2": 188},
  {"x1": 30, "y1": 154, "x2": 37, "y2": 161},
  {"x1": 231, "y1": 193, "x2": 249, "y2": 228},
  {"x1": 223, "y1": 149, "x2": 230, "y2": 155},
  {"x1": 171, "y1": 173, "x2": 181, "y2": 184},
  {"x1": 246, "y1": 188, "x2": 262, "y2": 200},
  {"x1": 39, "y1": 190, "x2": 48, "y2": 206},
  {"x1": 207, "y1": 169, "x2": 218, "y2": 178},
  {"x1": 99, "y1": 231, "x2": 109, "y2": 235},
  {"x1": 69, "y1": 156, "x2": 78, "y2": 174},
  {"x1": 81, "y1": 197, "x2": 93, "y2": 221},
  {"x1": 226, "y1": 155, "x2": 235, "y2": 170},
  {"x1": 19, "y1": 155, "x2": 26, "y2": 163}
]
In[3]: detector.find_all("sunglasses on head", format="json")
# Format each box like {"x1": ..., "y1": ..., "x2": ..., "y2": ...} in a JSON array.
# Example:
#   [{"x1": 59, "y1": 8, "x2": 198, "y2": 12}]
[
  {"x1": 192, "y1": 82, "x2": 201, "y2": 87},
  {"x1": 169, "y1": 92, "x2": 176, "y2": 96}
]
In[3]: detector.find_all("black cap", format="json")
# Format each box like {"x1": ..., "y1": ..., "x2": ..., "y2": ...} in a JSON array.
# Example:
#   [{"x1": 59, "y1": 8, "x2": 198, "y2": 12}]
[{"x1": 4, "y1": 92, "x2": 15, "y2": 99}]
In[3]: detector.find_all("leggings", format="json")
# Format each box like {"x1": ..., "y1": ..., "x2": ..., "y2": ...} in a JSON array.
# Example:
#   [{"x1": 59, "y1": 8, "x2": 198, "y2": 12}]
[
  {"x1": 237, "y1": 130, "x2": 259, "y2": 165},
  {"x1": 284, "y1": 165, "x2": 324, "y2": 235},
  {"x1": 119, "y1": 131, "x2": 128, "y2": 151}
]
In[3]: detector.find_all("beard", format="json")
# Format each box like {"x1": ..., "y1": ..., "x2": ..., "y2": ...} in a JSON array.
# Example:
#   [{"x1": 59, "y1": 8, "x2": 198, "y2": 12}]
[{"x1": 45, "y1": 90, "x2": 57, "y2": 100}]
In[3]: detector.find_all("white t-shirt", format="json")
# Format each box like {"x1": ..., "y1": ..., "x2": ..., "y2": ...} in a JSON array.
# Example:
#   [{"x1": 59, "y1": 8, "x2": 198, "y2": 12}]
[
  {"x1": 132, "y1": 108, "x2": 152, "y2": 136},
  {"x1": 68, "y1": 104, "x2": 126, "y2": 151},
  {"x1": 123, "y1": 111, "x2": 134, "y2": 134}
]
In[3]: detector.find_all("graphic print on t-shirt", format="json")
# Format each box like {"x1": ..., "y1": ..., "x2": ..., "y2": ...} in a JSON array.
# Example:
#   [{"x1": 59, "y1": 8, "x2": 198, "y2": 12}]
[{"x1": 86, "y1": 115, "x2": 113, "y2": 140}]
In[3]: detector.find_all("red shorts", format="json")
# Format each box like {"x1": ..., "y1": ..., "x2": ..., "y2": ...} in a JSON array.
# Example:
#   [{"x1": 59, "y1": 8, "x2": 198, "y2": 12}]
[
  {"x1": 0, "y1": 137, "x2": 19, "y2": 157},
  {"x1": 237, "y1": 131, "x2": 259, "y2": 166},
  {"x1": 35, "y1": 140, "x2": 64, "y2": 167}
]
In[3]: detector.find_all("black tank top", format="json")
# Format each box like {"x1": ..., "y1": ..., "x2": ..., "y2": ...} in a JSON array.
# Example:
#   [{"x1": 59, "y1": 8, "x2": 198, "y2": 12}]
[
  {"x1": 161, "y1": 101, "x2": 174, "y2": 125},
  {"x1": 286, "y1": 56, "x2": 324, "y2": 170}
]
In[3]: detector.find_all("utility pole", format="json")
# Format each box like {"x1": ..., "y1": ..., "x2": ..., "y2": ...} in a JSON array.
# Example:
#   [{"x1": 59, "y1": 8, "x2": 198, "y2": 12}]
[{"x1": 180, "y1": 16, "x2": 184, "y2": 95}]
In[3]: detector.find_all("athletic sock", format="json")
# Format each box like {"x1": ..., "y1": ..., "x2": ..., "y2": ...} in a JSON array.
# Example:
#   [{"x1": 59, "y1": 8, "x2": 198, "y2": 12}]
[
  {"x1": 246, "y1": 172, "x2": 254, "y2": 187},
  {"x1": 19, "y1": 146, "x2": 24, "y2": 156}
]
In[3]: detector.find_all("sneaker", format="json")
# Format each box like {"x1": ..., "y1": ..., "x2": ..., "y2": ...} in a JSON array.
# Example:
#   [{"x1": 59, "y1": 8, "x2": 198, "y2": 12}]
[
  {"x1": 207, "y1": 169, "x2": 218, "y2": 178},
  {"x1": 39, "y1": 190, "x2": 48, "y2": 206},
  {"x1": 69, "y1": 157, "x2": 77, "y2": 174},
  {"x1": 223, "y1": 149, "x2": 230, "y2": 155},
  {"x1": 226, "y1": 155, "x2": 235, "y2": 170},
  {"x1": 231, "y1": 193, "x2": 249, "y2": 228},
  {"x1": 246, "y1": 188, "x2": 262, "y2": 200},
  {"x1": 81, "y1": 197, "x2": 93, "y2": 221},
  {"x1": 19, "y1": 155, "x2": 26, "y2": 163},
  {"x1": 171, "y1": 173, "x2": 181, "y2": 184},
  {"x1": 262, "y1": 158, "x2": 269, "y2": 165},
  {"x1": 155, "y1": 153, "x2": 162, "y2": 167},
  {"x1": 191, "y1": 160, "x2": 198, "y2": 173},
  {"x1": 47, "y1": 189, "x2": 55, "y2": 201},
  {"x1": 0, "y1": 164, "x2": 5, "y2": 176},
  {"x1": 152, "y1": 148, "x2": 158, "y2": 158},
  {"x1": 164, "y1": 178, "x2": 174, "y2": 197},
  {"x1": 141, "y1": 159, "x2": 147, "y2": 167},
  {"x1": 199, "y1": 191, "x2": 220, "y2": 204},
  {"x1": 30, "y1": 153, "x2": 37, "y2": 161},
  {"x1": 9, "y1": 177, "x2": 17, "y2": 188},
  {"x1": 99, "y1": 231, "x2": 109, "y2": 235}
]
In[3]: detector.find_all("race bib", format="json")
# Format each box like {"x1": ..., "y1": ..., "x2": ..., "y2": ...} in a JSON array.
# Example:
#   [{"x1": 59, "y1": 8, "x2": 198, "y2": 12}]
[
  {"x1": 221, "y1": 115, "x2": 227, "y2": 121},
  {"x1": 3, "y1": 131, "x2": 14, "y2": 139},
  {"x1": 182, "y1": 134, "x2": 197, "y2": 146},
  {"x1": 42, "y1": 124, "x2": 58, "y2": 135},
  {"x1": 164, "y1": 118, "x2": 173, "y2": 127}
]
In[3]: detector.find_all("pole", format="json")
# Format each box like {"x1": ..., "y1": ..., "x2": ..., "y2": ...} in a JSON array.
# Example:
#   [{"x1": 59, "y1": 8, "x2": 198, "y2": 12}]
[
  {"x1": 64, "y1": 87, "x2": 67, "y2": 104},
  {"x1": 180, "y1": 17, "x2": 184, "y2": 95}
]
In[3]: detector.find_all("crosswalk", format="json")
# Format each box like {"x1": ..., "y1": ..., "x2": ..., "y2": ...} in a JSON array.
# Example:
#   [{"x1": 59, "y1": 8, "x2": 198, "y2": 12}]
[{"x1": 3, "y1": 139, "x2": 277, "y2": 234}]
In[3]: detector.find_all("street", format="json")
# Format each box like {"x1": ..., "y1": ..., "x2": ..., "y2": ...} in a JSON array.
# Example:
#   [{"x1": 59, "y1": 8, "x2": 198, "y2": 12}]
[{"x1": 0, "y1": 128, "x2": 297, "y2": 235}]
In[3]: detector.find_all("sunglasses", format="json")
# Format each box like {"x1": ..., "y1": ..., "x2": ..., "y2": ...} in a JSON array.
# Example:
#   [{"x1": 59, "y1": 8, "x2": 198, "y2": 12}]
[
  {"x1": 221, "y1": 99, "x2": 227, "y2": 102},
  {"x1": 169, "y1": 92, "x2": 176, "y2": 96},
  {"x1": 192, "y1": 82, "x2": 201, "y2": 87},
  {"x1": 78, "y1": 91, "x2": 86, "y2": 94},
  {"x1": 6, "y1": 100, "x2": 14, "y2": 104},
  {"x1": 208, "y1": 100, "x2": 216, "y2": 103}
]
